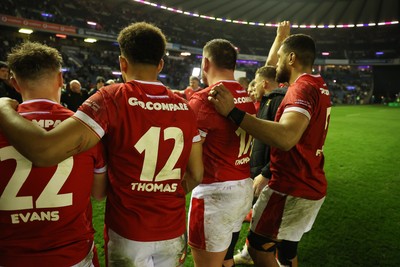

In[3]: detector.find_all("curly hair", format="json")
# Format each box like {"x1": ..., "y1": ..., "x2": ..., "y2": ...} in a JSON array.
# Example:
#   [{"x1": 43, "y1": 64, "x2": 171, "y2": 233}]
[
  {"x1": 7, "y1": 42, "x2": 62, "y2": 81},
  {"x1": 117, "y1": 22, "x2": 167, "y2": 66}
]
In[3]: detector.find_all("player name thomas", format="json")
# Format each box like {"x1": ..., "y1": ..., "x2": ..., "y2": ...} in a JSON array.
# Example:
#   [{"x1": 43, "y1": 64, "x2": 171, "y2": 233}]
[
  {"x1": 128, "y1": 97, "x2": 189, "y2": 111},
  {"x1": 131, "y1": 182, "x2": 178, "y2": 192},
  {"x1": 10, "y1": 211, "x2": 60, "y2": 224}
]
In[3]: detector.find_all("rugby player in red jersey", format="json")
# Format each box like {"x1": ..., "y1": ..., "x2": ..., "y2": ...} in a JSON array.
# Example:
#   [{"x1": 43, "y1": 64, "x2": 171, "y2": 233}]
[
  {"x1": 0, "y1": 22, "x2": 203, "y2": 267},
  {"x1": 209, "y1": 32, "x2": 331, "y2": 267},
  {"x1": 187, "y1": 39, "x2": 256, "y2": 267},
  {"x1": 0, "y1": 42, "x2": 107, "y2": 267}
]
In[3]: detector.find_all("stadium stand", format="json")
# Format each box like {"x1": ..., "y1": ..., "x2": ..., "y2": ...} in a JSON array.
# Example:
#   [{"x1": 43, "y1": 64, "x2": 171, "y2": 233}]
[{"x1": 0, "y1": 0, "x2": 399, "y2": 101}]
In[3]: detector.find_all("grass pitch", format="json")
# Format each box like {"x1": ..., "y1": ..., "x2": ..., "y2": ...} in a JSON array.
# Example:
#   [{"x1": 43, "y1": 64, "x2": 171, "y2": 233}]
[{"x1": 92, "y1": 105, "x2": 400, "y2": 266}]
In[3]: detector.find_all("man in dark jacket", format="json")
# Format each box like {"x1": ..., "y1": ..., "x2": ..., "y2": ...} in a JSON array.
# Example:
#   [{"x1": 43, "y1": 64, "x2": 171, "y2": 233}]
[
  {"x1": 250, "y1": 66, "x2": 287, "y2": 181},
  {"x1": 61, "y1": 79, "x2": 89, "y2": 111}
]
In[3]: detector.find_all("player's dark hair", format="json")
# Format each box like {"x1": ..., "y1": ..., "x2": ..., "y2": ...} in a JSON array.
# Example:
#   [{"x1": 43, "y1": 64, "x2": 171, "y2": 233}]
[
  {"x1": 7, "y1": 42, "x2": 63, "y2": 81},
  {"x1": 256, "y1": 65, "x2": 277, "y2": 81},
  {"x1": 117, "y1": 22, "x2": 166, "y2": 66},
  {"x1": 203, "y1": 39, "x2": 237, "y2": 70},
  {"x1": 282, "y1": 34, "x2": 316, "y2": 67}
]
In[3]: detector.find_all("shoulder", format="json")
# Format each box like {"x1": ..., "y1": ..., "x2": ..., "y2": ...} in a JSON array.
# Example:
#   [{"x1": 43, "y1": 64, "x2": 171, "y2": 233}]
[{"x1": 190, "y1": 87, "x2": 211, "y2": 101}]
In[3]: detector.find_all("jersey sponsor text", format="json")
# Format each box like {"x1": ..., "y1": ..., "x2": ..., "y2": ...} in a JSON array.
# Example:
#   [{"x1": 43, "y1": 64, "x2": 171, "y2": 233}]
[
  {"x1": 32, "y1": 119, "x2": 62, "y2": 129},
  {"x1": 128, "y1": 97, "x2": 189, "y2": 111},
  {"x1": 233, "y1": 96, "x2": 253, "y2": 104}
]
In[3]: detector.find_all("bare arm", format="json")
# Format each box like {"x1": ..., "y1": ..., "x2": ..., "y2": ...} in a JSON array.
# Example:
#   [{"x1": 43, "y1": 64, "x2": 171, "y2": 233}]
[
  {"x1": 266, "y1": 20, "x2": 291, "y2": 66},
  {"x1": 208, "y1": 85, "x2": 309, "y2": 151},
  {"x1": 0, "y1": 98, "x2": 100, "y2": 166},
  {"x1": 91, "y1": 172, "x2": 108, "y2": 201},
  {"x1": 240, "y1": 111, "x2": 309, "y2": 151},
  {"x1": 181, "y1": 140, "x2": 204, "y2": 194}
]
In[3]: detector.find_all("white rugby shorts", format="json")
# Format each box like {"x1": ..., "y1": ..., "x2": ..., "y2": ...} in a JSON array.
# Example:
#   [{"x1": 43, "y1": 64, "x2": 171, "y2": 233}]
[
  {"x1": 188, "y1": 178, "x2": 253, "y2": 252},
  {"x1": 251, "y1": 186, "x2": 325, "y2": 242},
  {"x1": 105, "y1": 228, "x2": 186, "y2": 267},
  {"x1": 71, "y1": 242, "x2": 96, "y2": 267}
]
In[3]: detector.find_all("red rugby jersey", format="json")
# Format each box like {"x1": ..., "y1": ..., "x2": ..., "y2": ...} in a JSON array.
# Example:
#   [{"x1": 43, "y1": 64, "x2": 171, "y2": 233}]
[
  {"x1": 75, "y1": 80, "x2": 200, "y2": 241},
  {"x1": 0, "y1": 99, "x2": 106, "y2": 266},
  {"x1": 189, "y1": 80, "x2": 256, "y2": 184},
  {"x1": 269, "y1": 74, "x2": 331, "y2": 200}
]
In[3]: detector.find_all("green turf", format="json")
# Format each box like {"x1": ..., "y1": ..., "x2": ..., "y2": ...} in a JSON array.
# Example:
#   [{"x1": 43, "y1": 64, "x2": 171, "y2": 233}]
[{"x1": 92, "y1": 105, "x2": 400, "y2": 266}]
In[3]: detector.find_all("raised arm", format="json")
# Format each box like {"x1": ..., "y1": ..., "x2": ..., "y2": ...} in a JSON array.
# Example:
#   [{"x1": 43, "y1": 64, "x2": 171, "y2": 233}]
[
  {"x1": 0, "y1": 98, "x2": 100, "y2": 166},
  {"x1": 266, "y1": 21, "x2": 291, "y2": 66},
  {"x1": 181, "y1": 140, "x2": 204, "y2": 194}
]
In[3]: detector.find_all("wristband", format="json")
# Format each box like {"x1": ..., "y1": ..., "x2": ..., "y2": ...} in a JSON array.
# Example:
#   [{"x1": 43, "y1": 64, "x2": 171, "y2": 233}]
[{"x1": 227, "y1": 107, "x2": 246, "y2": 126}]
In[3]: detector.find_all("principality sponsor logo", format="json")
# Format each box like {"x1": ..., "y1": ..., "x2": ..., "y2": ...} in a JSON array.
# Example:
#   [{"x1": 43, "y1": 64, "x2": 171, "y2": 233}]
[{"x1": 128, "y1": 97, "x2": 189, "y2": 111}]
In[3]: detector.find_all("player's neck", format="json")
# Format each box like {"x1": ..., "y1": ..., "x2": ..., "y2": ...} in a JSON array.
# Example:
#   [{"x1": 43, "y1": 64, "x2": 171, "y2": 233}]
[
  {"x1": 290, "y1": 66, "x2": 312, "y2": 84},
  {"x1": 208, "y1": 70, "x2": 235, "y2": 86},
  {"x1": 125, "y1": 64, "x2": 160, "y2": 82},
  {"x1": 21, "y1": 88, "x2": 60, "y2": 103}
]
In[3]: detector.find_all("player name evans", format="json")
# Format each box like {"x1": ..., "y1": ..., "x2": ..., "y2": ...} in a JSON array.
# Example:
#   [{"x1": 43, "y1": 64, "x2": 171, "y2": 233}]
[{"x1": 10, "y1": 211, "x2": 59, "y2": 224}]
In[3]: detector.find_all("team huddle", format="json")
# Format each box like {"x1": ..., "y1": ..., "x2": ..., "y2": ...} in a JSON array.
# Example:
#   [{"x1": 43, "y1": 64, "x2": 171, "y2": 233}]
[{"x1": 0, "y1": 20, "x2": 330, "y2": 267}]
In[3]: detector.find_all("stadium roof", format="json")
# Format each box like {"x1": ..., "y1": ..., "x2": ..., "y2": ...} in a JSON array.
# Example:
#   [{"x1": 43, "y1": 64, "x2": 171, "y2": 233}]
[{"x1": 129, "y1": 0, "x2": 399, "y2": 28}]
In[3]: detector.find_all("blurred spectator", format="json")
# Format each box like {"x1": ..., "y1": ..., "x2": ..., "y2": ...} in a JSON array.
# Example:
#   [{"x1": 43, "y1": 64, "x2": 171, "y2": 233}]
[
  {"x1": 61, "y1": 79, "x2": 89, "y2": 111},
  {"x1": 238, "y1": 76, "x2": 250, "y2": 90},
  {"x1": 173, "y1": 76, "x2": 203, "y2": 100},
  {"x1": 88, "y1": 76, "x2": 106, "y2": 96},
  {"x1": 0, "y1": 61, "x2": 22, "y2": 102}
]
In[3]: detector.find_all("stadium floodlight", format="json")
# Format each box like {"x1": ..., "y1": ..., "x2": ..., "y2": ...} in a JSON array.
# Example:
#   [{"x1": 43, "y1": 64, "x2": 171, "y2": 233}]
[
  {"x1": 192, "y1": 67, "x2": 201, "y2": 77},
  {"x1": 133, "y1": 0, "x2": 397, "y2": 29},
  {"x1": 18, "y1": 28, "x2": 33, "y2": 34},
  {"x1": 87, "y1": 21, "x2": 97, "y2": 26},
  {"x1": 84, "y1": 38, "x2": 97, "y2": 43},
  {"x1": 234, "y1": 70, "x2": 246, "y2": 80}
]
